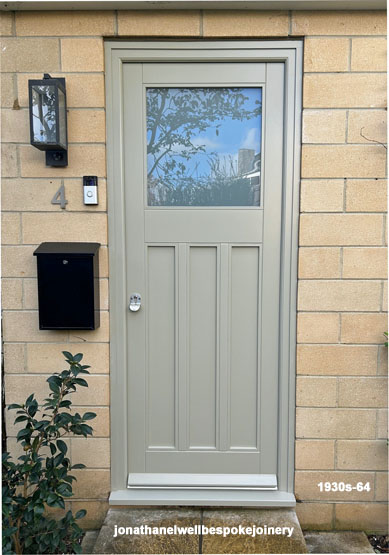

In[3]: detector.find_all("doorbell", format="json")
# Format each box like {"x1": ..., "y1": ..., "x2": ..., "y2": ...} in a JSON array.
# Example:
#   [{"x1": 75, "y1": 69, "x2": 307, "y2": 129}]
[{"x1": 83, "y1": 176, "x2": 98, "y2": 205}]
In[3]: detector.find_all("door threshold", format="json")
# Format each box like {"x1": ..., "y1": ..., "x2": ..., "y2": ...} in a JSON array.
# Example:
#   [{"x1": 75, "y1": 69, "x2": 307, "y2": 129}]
[
  {"x1": 109, "y1": 489, "x2": 296, "y2": 507},
  {"x1": 128, "y1": 473, "x2": 277, "y2": 490}
]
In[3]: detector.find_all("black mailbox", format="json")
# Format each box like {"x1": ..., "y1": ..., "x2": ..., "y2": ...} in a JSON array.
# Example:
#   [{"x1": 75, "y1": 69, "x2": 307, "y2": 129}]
[{"x1": 33, "y1": 242, "x2": 100, "y2": 330}]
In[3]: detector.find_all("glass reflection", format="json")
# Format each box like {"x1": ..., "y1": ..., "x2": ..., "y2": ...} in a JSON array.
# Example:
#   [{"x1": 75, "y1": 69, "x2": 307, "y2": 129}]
[
  {"x1": 31, "y1": 85, "x2": 57, "y2": 144},
  {"x1": 147, "y1": 87, "x2": 262, "y2": 207}
]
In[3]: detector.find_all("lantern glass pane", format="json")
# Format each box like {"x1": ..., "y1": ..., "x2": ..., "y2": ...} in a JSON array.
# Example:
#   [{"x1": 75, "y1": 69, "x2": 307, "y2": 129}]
[
  {"x1": 31, "y1": 85, "x2": 57, "y2": 145},
  {"x1": 58, "y1": 88, "x2": 67, "y2": 148}
]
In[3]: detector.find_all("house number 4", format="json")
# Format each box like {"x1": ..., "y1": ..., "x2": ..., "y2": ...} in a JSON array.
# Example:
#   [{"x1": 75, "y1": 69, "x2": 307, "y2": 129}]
[{"x1": 51, "y1": 184, "x2": 68, "y2": 209}]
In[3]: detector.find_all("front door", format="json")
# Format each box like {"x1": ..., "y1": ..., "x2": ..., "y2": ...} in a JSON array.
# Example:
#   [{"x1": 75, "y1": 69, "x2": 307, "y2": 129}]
[{"x1": 123, "y1": 61, "x2": 284, "y2": 492}]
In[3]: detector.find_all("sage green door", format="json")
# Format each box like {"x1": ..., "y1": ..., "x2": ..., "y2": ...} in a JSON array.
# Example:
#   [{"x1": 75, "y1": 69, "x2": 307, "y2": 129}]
[{"x1": 123, "y1": 62, "x2": 284, "y2": 490}]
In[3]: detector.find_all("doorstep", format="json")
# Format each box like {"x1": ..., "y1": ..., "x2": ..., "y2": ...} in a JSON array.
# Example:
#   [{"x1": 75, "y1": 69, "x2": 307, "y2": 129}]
[
  {"x1": 91, "y1": 507, "x2": 307, "y2": 554},
  {"x1": 82, "y1": 528, "x2": 376, "y2": 554}
]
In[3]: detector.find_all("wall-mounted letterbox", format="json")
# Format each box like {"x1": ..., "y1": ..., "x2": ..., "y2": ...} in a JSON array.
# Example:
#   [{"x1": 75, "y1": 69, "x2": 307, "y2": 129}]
[{"x1": 33, "y1": 242, "x2": 100, "y2": 330}]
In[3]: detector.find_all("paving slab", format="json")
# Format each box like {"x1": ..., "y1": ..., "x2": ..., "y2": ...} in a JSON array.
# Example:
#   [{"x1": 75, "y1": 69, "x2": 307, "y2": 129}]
[
  {"x1": 304, "y1": 531, "x2": 374, "y2": 554},
  {"x1": 202, "y1": 508, "x2": 307, "y2": 554},
  {"x1": 92, "y1": 508, "x2": 201, "y2": 554},
  {"x1": 82, "y1": 530, "x2": 99, "y2": 554}
]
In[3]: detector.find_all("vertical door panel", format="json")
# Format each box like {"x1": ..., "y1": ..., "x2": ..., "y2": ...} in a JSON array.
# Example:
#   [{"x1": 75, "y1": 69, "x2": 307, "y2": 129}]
[
  {"x1": 188, "y1": 246, "x2": 218, "y2": 449},
  {"x1": 147, "y1": 246, "x2": 176, "y2": 449},
  {"x1": 229, "y1": 246, "x2": 260, "y2": 450}
]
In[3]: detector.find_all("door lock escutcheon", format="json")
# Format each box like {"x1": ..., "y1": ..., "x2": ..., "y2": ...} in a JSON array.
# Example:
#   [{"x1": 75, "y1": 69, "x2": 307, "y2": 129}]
[{"x1": 129, "y1": 293, "x2": 142, "y2": 312}]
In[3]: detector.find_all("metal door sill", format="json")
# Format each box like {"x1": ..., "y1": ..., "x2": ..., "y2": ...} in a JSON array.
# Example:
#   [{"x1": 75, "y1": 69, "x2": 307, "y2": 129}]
[
  {"x1": 109, "y1": 489, "x2": 296, "y2": 507},
  {"x1": 128, "y1": 473, "x2": 277, "y2": 490}
]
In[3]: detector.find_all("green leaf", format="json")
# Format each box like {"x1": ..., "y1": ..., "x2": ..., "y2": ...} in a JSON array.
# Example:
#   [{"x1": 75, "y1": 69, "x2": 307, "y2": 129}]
[
  {"x1": 7, "y1": 403, "x2": 22, "y2": 410},
  {"x1": 71, "y1": 463, "x2": 85, "y2": 469},
  {"x1": 56, "y1": 497, "x2": 65, "y2": 509},
  {"x1": 16, "y1": 428, "x2": 31, "y2": 440},
  {"x1": 27, "y1": 399, "x2": 39, "y2": 416},
  {"x1": 3, "y1": 526, "x2": 18, "y2": 537},
  {"x1": 34, "y1": 503, "x2": 44, "y2": 516},
  {"x1": 34, "y1": 419, "x2": 50, "y2": 430},
  {"x1": 80, "y1": 424, "x2": 93, "y2": 436},
  {"x1": 62, "y1": 350, "x2": 73, "y2": 360},
  {"x1": 73, "y1": 378, "x2": 88, "y2": 387},
  {"x1": 73, "y1": 353, "x2": 83, "y2": 363},
  {"x1": 54, "y1": 452, "x2": 65, "y2": 467},
  {"x1": 46, "y1": 493, "x2": 57, "y2": 505},
  {"x1": 82, "y1": 412, "x2": 97, "y2": 421},
  {"x1": 14, "y1": 415, "x2": 28, "y2": 423},
  {"x1": 48, "y1": 381, "x2": 60, "y2": 393},
  {"x1": 75, "y1": 509, "x2": 86, "y2": 519},
  {"x1": 71, "y1": 522, "x2": 82, "y2": 534},
  {"x1": 50, "y1": 443, "x2": 56, "y2": 456},
  {"x1": 57, "y1": 439, "x2": 68, "y2": 454},
  {"x1": 57, "y1": 482, "x2": 72, "y2": 496}
]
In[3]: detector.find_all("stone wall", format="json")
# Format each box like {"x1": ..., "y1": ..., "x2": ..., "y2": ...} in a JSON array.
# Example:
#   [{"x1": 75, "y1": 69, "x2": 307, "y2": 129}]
[{"x1": 1, "y1": 8, "x2": 387, "y2": 531}]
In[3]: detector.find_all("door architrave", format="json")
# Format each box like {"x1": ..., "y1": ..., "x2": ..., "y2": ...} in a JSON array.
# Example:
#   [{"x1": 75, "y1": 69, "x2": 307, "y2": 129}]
[{"x1": 104, "y1": 39, "x2": 303, "y2": 506}]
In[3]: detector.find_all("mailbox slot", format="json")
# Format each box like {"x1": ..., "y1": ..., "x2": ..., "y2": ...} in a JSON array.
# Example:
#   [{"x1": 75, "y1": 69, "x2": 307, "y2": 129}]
[{"x1": 33, "y1": 242, "x2": 100, "y2": 330}]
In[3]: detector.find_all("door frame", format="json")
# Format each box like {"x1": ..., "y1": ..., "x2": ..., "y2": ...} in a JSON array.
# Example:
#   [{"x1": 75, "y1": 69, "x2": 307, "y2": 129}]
[{"x1": 105, "y1": 39, "x2": 303, "y2": 507}]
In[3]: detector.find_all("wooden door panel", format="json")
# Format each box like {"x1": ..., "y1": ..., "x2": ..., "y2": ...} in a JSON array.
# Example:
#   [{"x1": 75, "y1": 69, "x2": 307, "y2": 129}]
[
  {"x1": 147, "y1": 245, "x2": 176, "y2": 449},
  {"x1": 230, "y1": 246, "x2": 260, "y2": 450},
  {"x1": 145, "y1": 210, "x2": 263, "y2": 243},
  {"x1": 188, "y1": 246, "x2": 218, "y2": 449}
]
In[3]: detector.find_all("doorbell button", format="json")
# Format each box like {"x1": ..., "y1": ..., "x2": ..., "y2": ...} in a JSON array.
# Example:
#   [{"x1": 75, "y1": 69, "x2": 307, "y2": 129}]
[{"x1": 83, "y1": 176, "x2": 98, "y2": 205}]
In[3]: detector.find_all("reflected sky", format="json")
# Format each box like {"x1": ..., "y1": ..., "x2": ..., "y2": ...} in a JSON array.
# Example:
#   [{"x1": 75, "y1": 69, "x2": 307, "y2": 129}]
[
  {"x1": 147, "y1": 87, "x2": 262, "y2": 178},
  {"x1": 146, "y1": 87, "x2": 262, "y2": 206}
]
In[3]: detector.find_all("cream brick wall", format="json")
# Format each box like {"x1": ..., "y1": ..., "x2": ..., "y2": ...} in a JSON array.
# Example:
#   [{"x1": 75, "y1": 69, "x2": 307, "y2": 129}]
[
  {"x1": 1, "y1": 8, "x2": 387, "y2": 532},
  {"x1": 294, "y1": 10, "x2": 387, "y2": 532}
]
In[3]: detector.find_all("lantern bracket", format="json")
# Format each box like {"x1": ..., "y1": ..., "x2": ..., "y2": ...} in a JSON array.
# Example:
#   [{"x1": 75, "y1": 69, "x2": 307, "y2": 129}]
[
  {"x1": 46, "y1": 150, "x2": 68, "y2": 167},
  {"x1": 43, "y1": 74, "x2": 66, "y2": 88}
]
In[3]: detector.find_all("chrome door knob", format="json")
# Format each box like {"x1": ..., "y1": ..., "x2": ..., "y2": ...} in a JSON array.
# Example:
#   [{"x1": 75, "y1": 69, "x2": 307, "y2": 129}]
[{"x1": 129, "y1": 293, "x2": 142, "y2": 312}]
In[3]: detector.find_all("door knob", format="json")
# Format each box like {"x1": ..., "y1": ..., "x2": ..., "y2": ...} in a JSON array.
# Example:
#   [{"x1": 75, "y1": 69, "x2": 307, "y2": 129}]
[{"x1": 129, "y1": 293, "x2": 142, "y2": 312}]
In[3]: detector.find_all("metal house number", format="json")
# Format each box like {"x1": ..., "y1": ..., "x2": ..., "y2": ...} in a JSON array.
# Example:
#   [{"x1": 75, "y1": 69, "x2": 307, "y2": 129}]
[{"x1": 51, "y1": 184, "x2": 68, "y2": 209}]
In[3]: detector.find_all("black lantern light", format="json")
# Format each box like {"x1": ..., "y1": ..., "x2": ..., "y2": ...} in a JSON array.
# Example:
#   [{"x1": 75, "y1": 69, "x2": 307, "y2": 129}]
[{"x1": 28, "y1": 74, "x2": 68, "y2": 167}]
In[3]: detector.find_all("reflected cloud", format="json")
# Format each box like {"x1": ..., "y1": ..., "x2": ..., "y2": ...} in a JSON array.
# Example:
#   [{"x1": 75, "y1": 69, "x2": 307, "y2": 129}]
[{"x1": 241, "y1": 128, "x2": 259, "y2": 150}]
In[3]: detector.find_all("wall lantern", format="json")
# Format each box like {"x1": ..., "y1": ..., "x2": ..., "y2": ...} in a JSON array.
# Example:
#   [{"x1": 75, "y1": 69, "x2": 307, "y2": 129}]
[{"x1": 28, "y1": 74, "x2": 68, "y2": 167}]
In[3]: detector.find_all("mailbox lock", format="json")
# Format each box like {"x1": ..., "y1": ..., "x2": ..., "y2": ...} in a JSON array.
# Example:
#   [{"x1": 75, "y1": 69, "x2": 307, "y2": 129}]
[{"x1": 129, "y1": 293, "x2": 142, "y2": 312}]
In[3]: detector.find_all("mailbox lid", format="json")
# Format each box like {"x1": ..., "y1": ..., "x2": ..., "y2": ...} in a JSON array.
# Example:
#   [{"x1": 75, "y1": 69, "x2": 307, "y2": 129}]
[{"x1": 34, "y1": 242, "x2": 100, "y2": 256}]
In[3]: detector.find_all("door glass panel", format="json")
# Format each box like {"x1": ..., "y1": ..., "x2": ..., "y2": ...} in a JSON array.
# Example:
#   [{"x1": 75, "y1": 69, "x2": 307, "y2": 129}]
[{"x1": 147, "y1": 87, "x2": 262, "y2": 206}]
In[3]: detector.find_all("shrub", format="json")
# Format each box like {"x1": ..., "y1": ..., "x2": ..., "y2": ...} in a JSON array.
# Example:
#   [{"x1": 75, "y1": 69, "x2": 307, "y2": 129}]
[{"x1": 2, "y1": 352, "x2": 96, "y2": 554}]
